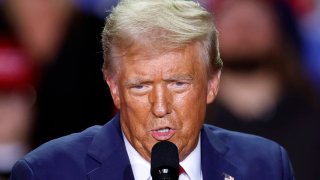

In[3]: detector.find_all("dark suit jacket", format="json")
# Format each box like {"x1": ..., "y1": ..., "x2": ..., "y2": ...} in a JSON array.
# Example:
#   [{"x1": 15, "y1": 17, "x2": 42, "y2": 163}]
[{"x1": 10, "y1": 114, "x2": 294, "y2": 180}]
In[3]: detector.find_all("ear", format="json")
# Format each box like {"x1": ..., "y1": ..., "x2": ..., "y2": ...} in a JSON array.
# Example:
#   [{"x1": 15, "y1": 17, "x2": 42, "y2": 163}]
[
  {"x1": 106, "y1": 76, "x2": 121, "y2": 109},
  {"x1": 206, "y1": 70, "x2": 221, "y2": 104}
]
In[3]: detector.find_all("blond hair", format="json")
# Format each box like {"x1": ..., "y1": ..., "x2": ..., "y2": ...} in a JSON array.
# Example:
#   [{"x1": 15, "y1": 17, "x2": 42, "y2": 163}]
[{"x1": 102, "y1": 0, "x2": 222, "y2": 77}]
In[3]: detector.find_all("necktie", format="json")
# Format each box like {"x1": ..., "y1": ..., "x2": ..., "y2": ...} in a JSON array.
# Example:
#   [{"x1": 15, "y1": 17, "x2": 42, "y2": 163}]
[{"x1": 179, "y1": 165, "x2": 185, "y2": 175}]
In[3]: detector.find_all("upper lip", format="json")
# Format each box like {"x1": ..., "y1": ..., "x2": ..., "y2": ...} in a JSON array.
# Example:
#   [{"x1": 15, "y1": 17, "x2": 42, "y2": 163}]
[{"x1": 150, "y1": 126, "x2": 175, "y2": 131}]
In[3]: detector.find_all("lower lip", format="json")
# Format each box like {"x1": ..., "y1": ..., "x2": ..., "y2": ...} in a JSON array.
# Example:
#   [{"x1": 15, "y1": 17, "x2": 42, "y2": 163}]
[{"x1": 151, "y1": 129, "x2": 176, "y2": 141}]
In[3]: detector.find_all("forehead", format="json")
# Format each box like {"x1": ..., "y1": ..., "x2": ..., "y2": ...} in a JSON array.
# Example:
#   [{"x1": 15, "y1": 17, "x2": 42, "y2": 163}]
[{"x1": 117, "y1": 43, "x2": 205, "y2": 77}]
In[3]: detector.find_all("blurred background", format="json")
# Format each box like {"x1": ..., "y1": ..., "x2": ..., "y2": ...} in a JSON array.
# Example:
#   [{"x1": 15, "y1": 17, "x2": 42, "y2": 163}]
[{"x1": 0, "y1": 0, "x2": 319, "y2": 180}]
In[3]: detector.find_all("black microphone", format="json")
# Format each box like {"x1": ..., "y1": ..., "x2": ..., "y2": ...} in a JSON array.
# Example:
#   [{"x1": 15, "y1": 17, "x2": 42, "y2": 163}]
[{"x1": 151, "y1": 141, "x2": 179, "y2": 180}]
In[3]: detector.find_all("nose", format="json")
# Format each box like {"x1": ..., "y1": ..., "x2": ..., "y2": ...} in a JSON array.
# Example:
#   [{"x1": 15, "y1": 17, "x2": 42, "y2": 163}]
[{"x1": 149, "y1": 84, "x2": 172, "y2": 117}]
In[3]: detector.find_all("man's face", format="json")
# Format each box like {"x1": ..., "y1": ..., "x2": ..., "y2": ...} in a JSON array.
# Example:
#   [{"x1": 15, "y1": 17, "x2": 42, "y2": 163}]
[{"x1": 107, "y1": 43, "x2": 220, "y2": 161}]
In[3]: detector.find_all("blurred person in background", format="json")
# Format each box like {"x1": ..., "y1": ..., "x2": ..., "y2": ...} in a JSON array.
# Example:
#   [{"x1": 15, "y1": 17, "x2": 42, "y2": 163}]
[
  {"x1": 74, "y1": 0, "x2": 118, "y2": 20},
  {"x1": 205, "y1": 0, "x2": 320, "y2": 179},
  {"x1": 0, "y1": 0, "x2": 114, "y2": 149},
  {"x1": 289, "y1": 0, "x2": 320, "y2": 93},
  {"x1": 0, "y1": 38, "x2": 36, "y2": 180}
]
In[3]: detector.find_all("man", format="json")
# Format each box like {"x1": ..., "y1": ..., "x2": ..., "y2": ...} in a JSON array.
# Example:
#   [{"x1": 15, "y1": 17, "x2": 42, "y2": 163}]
[
  {"x1": 10, "y1": 0, "x2": 294, "y2": 179},
  {"x1": 0, "y1": 38, "x2": 36, "y2": 180}
]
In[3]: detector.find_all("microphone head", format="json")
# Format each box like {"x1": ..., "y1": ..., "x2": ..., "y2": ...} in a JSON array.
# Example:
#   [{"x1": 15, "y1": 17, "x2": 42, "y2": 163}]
[{"x1": 151, "y1": 141, "x2": 179, "y2": 180}]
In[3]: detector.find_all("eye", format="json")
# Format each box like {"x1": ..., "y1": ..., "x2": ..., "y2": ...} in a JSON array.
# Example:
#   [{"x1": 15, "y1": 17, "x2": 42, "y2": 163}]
[
  {"x1": 175, "y1": 81, "x2": 187, "y2": 87},
  {"x1": 129, "y1": 84, "x2": 151, "y2": 95},
  {"x1": 132, "y1": 85, "x2": 145, "y2": 89},
  {"x1": 169, "y1": 81, "x2": 190, "y2": 92}
]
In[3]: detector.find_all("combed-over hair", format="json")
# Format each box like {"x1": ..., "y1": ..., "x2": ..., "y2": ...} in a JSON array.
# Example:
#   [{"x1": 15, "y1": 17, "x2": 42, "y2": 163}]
[{"x1": 102, "y1": 0, "x2": 223, "y2": 78}]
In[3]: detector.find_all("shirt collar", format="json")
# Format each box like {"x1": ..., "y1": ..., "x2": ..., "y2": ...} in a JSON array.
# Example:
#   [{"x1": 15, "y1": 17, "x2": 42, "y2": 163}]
[
  {"x1": 123, "y1": 132, "x2": 202, "y2": 180},
  {"x1": 180, "y1": 136, "x2": 202, "y2": 180},
  {"x1": 123, "y1": 132, "x2": 151, "y2": 180}
]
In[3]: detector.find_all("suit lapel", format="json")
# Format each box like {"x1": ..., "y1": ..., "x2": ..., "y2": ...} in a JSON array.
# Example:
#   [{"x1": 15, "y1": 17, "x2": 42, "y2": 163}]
[
  {"x1": 201, "y1": 125, "x2": 242, "y2": 180},
  {"x1": 86, "y1": 114, "x2": 134, "y2": 180},
  {"x1": 84, "y1": 115, "x2": 241, "y2": 180}
]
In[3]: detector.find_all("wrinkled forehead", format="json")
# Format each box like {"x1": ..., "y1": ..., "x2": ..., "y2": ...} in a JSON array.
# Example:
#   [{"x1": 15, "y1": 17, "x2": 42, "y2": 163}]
[
  {"x1": 114, "y1": 42, "x2": 208, "y2": 80},
  {"x1": 113, "y1": 32, "x2": 183, "y2": 58},
  {"x1": 113, "y1": 40, "x2": 202, "y2": 62}
]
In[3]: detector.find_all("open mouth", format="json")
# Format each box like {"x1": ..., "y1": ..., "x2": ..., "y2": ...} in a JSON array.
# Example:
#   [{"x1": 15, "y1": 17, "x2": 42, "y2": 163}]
[
  {"x1": 156, "y1": 128, "x2": 170, "y2": 133},
  {"x1": 151, "y1": 127, "x2": 176, "y2": 141}
]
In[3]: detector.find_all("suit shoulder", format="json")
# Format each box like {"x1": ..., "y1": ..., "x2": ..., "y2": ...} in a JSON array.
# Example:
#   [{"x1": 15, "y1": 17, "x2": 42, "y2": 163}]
[
  {"x1": 23, "y1": 125, "x2": 102, "y2": 167},
  {"x1": 203, "y1": 124, "x2": 294, "y2": 179},
  {"x1": 203, "y1": 124, "x2": 279, "y2": 150}
]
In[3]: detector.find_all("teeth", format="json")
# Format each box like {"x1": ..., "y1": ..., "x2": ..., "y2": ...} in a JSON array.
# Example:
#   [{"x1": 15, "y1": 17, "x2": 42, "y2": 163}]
[{"x1": 157, "y1": 128, "x2": 170, "y2": 133}]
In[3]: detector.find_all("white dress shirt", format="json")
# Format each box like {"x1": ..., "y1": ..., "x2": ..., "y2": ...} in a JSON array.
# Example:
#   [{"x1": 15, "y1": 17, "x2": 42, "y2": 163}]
[{"x1": 123, "y1": 132, "x2": 203, "y2": 180}]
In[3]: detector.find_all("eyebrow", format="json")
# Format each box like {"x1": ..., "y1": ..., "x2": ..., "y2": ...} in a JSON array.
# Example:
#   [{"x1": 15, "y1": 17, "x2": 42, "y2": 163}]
[
  {"x1": 124, "y1": 78, "x2": 152, "y2": 87},
  {"x1": 163, "y1": 74, "x2": 194, "y2": 81},
  {"x1": 124, "y1": 73, "x2": 194, "y2": 86}
]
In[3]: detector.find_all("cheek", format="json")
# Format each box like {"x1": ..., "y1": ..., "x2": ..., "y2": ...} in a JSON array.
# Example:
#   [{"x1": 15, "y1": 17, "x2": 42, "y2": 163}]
[
  {"x1": 180, "y1": 85, "x2": 207, "y2": 116},
  {"x1": 124, "y1": 94, "x2": 150, "y2": 116},
  {"x1": 173, "y1": 93, "x2": 206, "y2": 133},
  {"x1": 120, "y1": 93, "x2": 151, "y2": 131},
  {"x1": 173, "y1": 87, "x2": 207, "y2": 113}
]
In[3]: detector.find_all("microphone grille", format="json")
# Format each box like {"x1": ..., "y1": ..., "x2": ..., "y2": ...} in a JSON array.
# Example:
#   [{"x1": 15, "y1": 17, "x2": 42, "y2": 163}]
[{"x1": 151, "y1": 141, "x2": 179, "y2": 178}]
